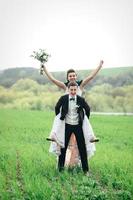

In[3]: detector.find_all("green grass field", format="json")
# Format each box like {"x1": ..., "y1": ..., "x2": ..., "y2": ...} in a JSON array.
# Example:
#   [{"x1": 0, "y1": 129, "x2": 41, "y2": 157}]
[{"x1": 0, "y1": 109, "x2": 133, "y2": 200}]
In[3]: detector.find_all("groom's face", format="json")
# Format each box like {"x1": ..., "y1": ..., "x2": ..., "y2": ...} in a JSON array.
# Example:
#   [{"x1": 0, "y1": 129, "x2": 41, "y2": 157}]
[{"x1": 68, "y1": 86, "x2": 78, "y2": 96}]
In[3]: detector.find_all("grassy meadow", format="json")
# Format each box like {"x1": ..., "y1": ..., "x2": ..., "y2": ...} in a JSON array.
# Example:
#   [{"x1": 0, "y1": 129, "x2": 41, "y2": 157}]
[{"x1": 0, "y1": 109, "x2": 133, "y2": 200}]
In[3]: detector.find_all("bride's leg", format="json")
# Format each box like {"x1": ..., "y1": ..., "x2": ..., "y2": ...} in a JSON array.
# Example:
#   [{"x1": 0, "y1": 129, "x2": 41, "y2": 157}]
[{"x1": 65, "y1": 133, "x2": 79, "y2": 167}]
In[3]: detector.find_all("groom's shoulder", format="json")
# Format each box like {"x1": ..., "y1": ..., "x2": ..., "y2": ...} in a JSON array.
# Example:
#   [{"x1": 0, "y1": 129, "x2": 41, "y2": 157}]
[
  {"x1": 62, "y1": 94, "x2": 68, "y2": 98},
  {"x1": 77, "y1": 95, "x2": 84, "y2": 100},
  {"x1": 60, "y1": 94, "x2": 68, "y2": 100}
]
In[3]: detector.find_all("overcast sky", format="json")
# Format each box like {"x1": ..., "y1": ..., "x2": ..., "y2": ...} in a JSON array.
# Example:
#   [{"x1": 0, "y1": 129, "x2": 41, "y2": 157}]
[{"x1": 0, "y1": 0, "x2": 133, "y2": 71}]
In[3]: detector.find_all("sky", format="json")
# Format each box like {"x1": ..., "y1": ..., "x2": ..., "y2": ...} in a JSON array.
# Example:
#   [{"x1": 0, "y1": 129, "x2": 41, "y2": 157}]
[{"x1": 0, "y1": 0, "x2": 133, "y2": 72}]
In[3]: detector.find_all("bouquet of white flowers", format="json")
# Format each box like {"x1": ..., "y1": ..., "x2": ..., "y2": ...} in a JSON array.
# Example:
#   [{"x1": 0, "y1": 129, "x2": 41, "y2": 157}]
[
  {"x1": 31, "y1": 49, "x2": 50, "y2": 63},
  {"x1": 31, "y1": 49, "x2": 50, "y2": 75}
]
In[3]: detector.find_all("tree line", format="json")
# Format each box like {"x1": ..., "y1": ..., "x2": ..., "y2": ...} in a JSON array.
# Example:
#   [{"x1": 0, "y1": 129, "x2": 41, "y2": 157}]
[
  {"x1": 0, "y1": 78, "x2": 132, "y2": 113},
  {"x1": 0, "y1": 66, "x2": 133, "y2": 88}
]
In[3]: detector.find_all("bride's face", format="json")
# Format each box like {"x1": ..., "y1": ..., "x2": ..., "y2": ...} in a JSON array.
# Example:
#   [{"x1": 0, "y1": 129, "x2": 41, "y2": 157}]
[{"x1": 68, "y1": 72, "x2": 77, "y2": 82}]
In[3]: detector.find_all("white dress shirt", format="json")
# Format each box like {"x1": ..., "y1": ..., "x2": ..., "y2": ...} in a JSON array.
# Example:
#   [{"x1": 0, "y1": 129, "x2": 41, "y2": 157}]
[{"x1": 65, "y1": 95, "x2": 79, "y2": 125}]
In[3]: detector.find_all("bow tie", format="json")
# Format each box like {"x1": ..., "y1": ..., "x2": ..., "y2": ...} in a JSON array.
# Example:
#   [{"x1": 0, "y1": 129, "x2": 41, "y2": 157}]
[{"x1": 70, "y1": 97, "x2": 75, "y2": 101}]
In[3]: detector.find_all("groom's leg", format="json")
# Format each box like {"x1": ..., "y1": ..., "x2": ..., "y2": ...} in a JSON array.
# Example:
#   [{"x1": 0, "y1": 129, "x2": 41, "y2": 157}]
[
  {"x1": 58, "y1": 124, "x2": 72, "y2": 171},
  {"x1": 74, "y1": 125, "x2": 89, "y2": 173}
]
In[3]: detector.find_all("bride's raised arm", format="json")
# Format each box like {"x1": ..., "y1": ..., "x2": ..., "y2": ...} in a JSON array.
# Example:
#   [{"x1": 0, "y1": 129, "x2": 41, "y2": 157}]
[
  {"x1": 41, "y1": 64, "x2": 66, "y2": 90},
  {"x1": 80, "y1": 60, "x2": 104, "y2": 89}
]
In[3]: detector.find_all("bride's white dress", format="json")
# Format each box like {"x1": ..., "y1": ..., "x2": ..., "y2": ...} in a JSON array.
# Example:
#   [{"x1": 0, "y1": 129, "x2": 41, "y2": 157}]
[{"x1": 49, "y1": 85, "x2": 96, "y2": 165}]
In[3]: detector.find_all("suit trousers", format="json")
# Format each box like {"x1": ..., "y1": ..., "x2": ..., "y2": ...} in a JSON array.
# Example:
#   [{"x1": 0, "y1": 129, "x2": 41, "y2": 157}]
[{"x1": 58, "y1": 123, "x2": 89, "y2": 172}]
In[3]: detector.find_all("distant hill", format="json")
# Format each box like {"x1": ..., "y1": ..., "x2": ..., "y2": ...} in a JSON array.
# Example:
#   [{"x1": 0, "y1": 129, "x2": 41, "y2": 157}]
[
  {"x1": 0, "y1": 66, "x2": 133, "y2": 88},
  {"x1": 97, "y1": 66, "x2": 133, "y2": 76}
]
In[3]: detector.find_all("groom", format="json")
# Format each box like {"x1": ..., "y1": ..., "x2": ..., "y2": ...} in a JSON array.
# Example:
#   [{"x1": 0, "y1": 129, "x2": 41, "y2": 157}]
[{"x1": 55, "y1": 81, "x2": 90, "y2": 173}]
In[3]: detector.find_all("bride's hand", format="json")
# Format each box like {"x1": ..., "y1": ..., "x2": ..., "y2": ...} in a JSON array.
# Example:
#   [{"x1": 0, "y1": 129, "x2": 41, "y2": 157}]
[
  {"x1": 100, "y1": 60, "x2": 104, "y2": 66},
  {"x1": 40, "y1": 64, "x2": 45, "y2": 75}
]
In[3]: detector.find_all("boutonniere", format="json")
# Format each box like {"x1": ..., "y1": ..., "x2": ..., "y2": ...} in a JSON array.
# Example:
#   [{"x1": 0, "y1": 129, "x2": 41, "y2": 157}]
[
  {"x1": 76, "y1": 105, "x2": 80, "y2": 110},
  {"x1": 76, "y1": 105, "x2": 80, "y2": 108}
]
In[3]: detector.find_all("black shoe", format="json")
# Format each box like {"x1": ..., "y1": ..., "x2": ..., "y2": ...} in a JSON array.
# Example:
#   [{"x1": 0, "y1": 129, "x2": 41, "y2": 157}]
[
  {"x1": 58, "y1": 167, "x2": 64, "y2": 172},
  {"x1": 90, "y1": 138, "x2": 100, "y2": 143},
  {"x1": 46, "y1": 137, "x2": 56, "y2": 142}
]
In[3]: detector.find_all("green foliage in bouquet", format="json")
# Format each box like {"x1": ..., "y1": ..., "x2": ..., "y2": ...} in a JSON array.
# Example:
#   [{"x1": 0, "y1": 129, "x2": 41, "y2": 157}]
[{"x1": 31, "y1": 49, "x2": 50, "y2": 63}]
